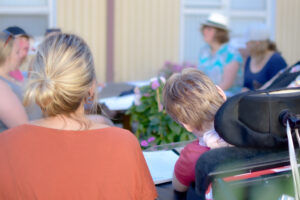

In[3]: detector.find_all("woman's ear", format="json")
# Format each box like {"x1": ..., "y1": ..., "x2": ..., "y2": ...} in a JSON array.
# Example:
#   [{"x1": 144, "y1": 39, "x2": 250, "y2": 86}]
[
  {"x1": 216, "y1": 85, "x2": 227, "y2": 101},
  {"x1": 88, "y1": 80, "x2": 97, "y2": 99}
]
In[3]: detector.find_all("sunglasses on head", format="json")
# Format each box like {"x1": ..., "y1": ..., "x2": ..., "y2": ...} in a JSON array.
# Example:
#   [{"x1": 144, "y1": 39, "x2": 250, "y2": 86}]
[{"x1": 0, "y1": 30, "x2": 14, "y2": 47}]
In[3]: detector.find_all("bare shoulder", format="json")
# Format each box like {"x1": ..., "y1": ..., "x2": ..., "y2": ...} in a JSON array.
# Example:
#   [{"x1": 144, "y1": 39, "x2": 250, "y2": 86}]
[
  {"x1": 0, "y1": 79, "x2": 11, "y2": 91},
  {"x1": 0, "y1": 79, "x2": 18, "y2": 103}
]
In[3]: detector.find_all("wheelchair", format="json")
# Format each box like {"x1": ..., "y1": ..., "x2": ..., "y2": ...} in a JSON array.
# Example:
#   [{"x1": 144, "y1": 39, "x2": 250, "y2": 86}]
[{"x1": 187, "y1": 74, "x2": 300, "y2": 200}]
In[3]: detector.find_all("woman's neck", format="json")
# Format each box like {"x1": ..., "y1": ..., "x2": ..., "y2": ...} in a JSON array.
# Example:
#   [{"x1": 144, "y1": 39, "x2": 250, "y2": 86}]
[
  {"x1": 250, "y1": 50, "x2": 274, "y2": 73},
  {"x1": 32, "y1": 102, "x2": 90, "y2": 131},
  {"x1": 251, "y1": 50, "x2": 273, "y2": 65},
  {"x1": 0, "y1": 63, "x2": 12, "y2": 79},
  {"x1": 210, "y1": 42, "x2": 222, "y2": 54}
]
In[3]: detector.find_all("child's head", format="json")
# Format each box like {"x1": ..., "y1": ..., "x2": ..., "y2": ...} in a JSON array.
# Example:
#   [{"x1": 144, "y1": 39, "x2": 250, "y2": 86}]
[{"x1": 163, "y1": 68, "x2": 225, "y2": 132}]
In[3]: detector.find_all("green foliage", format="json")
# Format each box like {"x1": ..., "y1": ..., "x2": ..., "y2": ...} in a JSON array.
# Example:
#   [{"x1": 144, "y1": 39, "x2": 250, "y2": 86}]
[{"x1": 126, "y1": 78, "x2": 195, "y2": 148}]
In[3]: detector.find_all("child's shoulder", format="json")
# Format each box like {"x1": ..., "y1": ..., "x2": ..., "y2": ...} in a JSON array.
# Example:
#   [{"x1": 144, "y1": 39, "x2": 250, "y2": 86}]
[{"x1": 181, "y1": 140, "x2": 210, "y2": 155}]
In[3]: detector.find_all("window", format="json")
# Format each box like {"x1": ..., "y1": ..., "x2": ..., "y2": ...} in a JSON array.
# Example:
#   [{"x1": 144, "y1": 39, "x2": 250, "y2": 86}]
[
  {"x1": 180, "y1": 0, "x2": 276, "y2": 64},
  {"x1": 0, "y1": 0, "x2": 56, "y2": 37}
]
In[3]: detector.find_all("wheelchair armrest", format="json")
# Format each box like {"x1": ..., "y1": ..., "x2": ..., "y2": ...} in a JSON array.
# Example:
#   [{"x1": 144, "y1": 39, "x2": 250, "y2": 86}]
[
  {"x1": 208, "y1": 150, "x2": 292, "y2": 179},
  {"x1": 194, "y1": 147, "x2": 295, "y2": 198}
]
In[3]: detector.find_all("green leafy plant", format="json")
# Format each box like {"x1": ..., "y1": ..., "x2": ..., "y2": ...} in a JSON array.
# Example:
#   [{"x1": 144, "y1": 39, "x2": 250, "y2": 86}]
[{"x1": 126, "y1": 76, "x2": 195, "y2": 148}]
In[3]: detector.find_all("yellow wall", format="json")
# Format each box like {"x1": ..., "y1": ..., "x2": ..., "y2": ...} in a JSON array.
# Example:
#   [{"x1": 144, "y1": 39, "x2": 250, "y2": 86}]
[
  {"x1": 276, "y1": 0, "x2": 300, "y2": 66},
  {"x1": 57, "y1": 0, "x2": 180, "y2": 82},
  {"x1": 56, "y1": 0, "x2": 107, "y2": 82},
  {"x1": 56, "y1": 1, "x2": 300, "y2": 82},
  {"x1": 114, "y1": 0, "x2": 181, "y2": 82}
]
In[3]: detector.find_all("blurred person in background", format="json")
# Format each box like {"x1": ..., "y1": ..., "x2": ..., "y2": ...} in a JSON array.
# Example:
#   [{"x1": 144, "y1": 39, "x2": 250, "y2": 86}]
[
  {"x1": 243, "y1": 24, "x2": 287, "y2": 90},
  {"x1": 4, "y1": 26, "x2": 30, "y2": 82},
  {"x1": 198, "y1": 13, "x2": 243, "y2": 96},
  {"x1": 0, "y1": 33, "x2": 157, "y2": 199},
  {"x1": 0, "y1": 31, "x2": 28, "y2": 132},
  {"x1": 44, "y1": 28, "x2": 62, "y2": 37}
]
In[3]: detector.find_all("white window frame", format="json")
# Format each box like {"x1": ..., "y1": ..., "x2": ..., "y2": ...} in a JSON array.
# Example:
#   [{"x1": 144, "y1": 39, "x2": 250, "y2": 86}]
[
  {"x1": 179, "y1": 0, "x2": 276, "y2": 62},
  {"x1": 0, "y1": 0, "x2": 57, "y2": 29}
]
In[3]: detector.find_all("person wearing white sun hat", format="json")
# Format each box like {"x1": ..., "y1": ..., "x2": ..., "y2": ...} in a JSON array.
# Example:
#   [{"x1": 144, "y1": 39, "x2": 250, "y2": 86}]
[
  {"x1": 202, "y1": 13, "x2": 229, "y2": 31},
  {"x1": 243, "y1": 23, "x2": 287, "y2": 90},
  {"x1": 198, "y1": 13, "x2": 243, "y2": 96}
]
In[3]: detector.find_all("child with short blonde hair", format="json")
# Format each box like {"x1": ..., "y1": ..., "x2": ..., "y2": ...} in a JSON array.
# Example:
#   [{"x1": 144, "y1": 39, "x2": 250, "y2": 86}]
[{"x1": 163, "y1": 68, "x2": 231, "y2": 192}]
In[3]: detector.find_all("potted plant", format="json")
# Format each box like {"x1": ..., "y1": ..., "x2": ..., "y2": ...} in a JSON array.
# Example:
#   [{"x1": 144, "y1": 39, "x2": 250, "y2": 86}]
[{"x1": 127, "y1": 61, "x2": 197, "y2": 148}]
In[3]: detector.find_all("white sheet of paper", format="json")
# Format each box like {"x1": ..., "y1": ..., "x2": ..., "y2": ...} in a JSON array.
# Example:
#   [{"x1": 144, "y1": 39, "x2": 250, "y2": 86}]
[
  {"x1": 127, "y1": 80, "x2": 150, "y2": 87},
  {"x1": 98, "y1": 80, "x2": 151, "y2": 111},
  {"x1": 99, "y1": 94, "x2": 135, "y2": 111},
  {"x1": 143, "y1": 150, "x2": 179, "y2": 185}
]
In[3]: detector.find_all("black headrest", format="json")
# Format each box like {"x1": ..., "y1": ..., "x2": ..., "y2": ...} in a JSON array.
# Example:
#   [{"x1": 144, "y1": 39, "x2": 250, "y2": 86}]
[
  {"x1": 215, "y1": 88, "x2": 300, "y2": 148},
  {"x1": 267, "y1": 61, "x2": 300, "y2": 89}
]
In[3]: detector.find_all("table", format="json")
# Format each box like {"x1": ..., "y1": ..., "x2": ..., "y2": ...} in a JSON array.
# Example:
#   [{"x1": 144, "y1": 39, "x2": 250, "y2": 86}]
[
  {"x1": 97, "y1": 83, "x2": 135, "y2": 130},
  {"x1": 98, "y1": 81, "x2": 150, "y2": 111},
  {"x1": 97, "y1": 82, "x2": 150, "y2": 130},
  {"x1": 145, "y1": 142, "x2": 194, "y2": 200}
]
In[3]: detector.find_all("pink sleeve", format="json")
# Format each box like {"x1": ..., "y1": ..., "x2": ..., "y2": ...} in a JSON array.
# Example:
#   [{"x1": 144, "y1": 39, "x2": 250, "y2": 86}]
[
  {"x1": 174, "y1": 142, "x2": 209, "y2": 186},
  {"x1": 9, "y1": 70, "x2": 24, "y2": 82}
]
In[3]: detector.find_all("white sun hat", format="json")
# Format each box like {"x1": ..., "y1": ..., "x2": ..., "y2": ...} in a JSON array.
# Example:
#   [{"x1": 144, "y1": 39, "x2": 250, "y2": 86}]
[
  {"x1": 246, "y1": 23, "x2": 270, "y2": 41},
  {"x1": 202, "y1": 13, "x2": 229, "y2": 31}
]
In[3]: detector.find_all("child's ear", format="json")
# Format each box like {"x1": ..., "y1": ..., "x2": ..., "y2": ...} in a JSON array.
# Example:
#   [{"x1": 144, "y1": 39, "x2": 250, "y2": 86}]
[
  {"x1": 216, "y1": 85, "x2": 227, "y2": 101},
  {"x1": 182, "y1": 123, "x2": 194, "y2": 132}
]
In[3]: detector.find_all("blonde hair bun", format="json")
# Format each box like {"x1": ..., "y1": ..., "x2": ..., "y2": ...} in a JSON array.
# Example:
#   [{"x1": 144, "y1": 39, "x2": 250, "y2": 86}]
[{"x1": 24, "y1": 33, "x2": 96, "y2": 117}]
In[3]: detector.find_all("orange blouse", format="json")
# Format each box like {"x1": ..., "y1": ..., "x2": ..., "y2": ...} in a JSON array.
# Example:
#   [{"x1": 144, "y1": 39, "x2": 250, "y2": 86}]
[{"x1": 0, "y1": 124, "x2": 157, "y2": 200}]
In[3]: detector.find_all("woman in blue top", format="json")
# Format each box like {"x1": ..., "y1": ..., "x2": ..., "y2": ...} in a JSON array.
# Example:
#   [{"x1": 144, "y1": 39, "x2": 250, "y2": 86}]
[
  {"x1": 243, "y1": 24, "x2": 287, "y2": 90},
  {"x1": 198, "y1": 13, "x2": 243, "y2": 96}
]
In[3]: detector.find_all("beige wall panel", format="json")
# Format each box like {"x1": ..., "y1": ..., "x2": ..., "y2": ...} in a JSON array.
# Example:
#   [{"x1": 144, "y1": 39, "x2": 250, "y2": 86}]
[
  {"x1": 114, "y1": 0, "x2": 180, "y2": 82},
  {"x1": 276, "y1": 0, "x2": 300, "y2": 66},
  {"x1": 57, "y1": 0, "x2": 107, "y2": 82}
]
